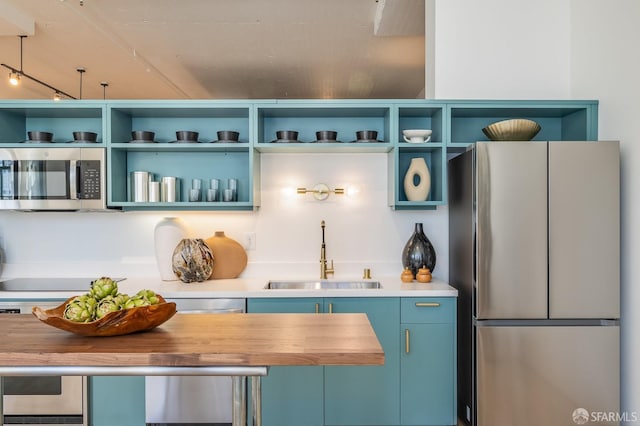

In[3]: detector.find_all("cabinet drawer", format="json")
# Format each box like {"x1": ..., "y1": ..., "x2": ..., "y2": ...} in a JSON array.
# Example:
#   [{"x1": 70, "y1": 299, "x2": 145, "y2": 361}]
[{"x1": 401, "y1": 297, "x2": 455, "y2": 324}]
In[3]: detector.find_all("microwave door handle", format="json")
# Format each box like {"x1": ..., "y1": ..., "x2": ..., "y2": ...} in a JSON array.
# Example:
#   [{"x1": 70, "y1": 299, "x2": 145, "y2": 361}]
[{"x1": 69, "y1": 160, "x2": 78, "y2": 200}]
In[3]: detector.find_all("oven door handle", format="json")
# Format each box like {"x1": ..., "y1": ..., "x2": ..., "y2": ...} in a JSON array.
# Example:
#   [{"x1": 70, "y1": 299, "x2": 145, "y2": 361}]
[{"x1": 69, "y1": 160, "x2": 78, "y2": 200}]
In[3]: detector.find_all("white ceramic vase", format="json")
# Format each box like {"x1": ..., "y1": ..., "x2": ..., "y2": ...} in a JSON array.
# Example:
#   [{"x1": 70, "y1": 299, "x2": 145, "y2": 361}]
[
  {"x1": 154, "y1": 217, "x2": 188, "y2": 281},
  {"x1": 403, "y1": 157, "x2": 431, "y2": 201}
]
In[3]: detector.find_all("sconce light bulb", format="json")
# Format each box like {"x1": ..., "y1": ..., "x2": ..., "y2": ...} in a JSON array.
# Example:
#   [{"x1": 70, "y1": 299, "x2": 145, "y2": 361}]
[
  {"x1": 346, "y1": 185, "x2": 361, "y2": 198},
  {"x1": 281, "y1": 186, "x2": 297, "y2": 198},
  {"x1": 53, "y1": 92, "x2": 61, "y2": 101}
]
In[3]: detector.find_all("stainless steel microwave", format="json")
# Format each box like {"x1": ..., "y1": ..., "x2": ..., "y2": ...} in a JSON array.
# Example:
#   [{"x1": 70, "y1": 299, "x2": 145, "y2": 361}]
[{"x1": 0, "y1": 147, "x2": 106, "y2": 211}]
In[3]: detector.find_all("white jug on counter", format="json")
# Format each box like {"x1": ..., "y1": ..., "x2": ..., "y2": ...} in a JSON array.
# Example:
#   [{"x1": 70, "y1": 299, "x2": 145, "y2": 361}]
[{"x1": 154, "y1": 217, "x2": 188, "y2": 281}]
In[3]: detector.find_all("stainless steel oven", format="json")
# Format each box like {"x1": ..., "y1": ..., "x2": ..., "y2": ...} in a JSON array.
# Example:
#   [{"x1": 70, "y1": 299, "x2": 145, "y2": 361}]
[{"x1": 0, "y1": 301, "x2": 87, "y2": 426}]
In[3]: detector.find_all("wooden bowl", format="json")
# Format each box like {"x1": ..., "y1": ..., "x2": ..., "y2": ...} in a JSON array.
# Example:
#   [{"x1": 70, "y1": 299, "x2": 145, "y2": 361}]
[{"x1": 32, "y1": 296, "x2": 177, "y2": 337}]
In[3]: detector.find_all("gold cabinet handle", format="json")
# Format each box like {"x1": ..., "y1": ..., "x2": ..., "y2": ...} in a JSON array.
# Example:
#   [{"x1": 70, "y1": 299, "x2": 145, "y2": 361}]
[
  {"x1": 315, "y1": 303, "x2": 320, "y2": 314},
  {"x1": 415, "y1": 302, "x2": 440, "y2": 307},
  {"x1": 328, "y1": 303, "x2": 333, "y2": 314},
  {"x1": 405, "y1": 329, "x2": 410, "y2": 353}
]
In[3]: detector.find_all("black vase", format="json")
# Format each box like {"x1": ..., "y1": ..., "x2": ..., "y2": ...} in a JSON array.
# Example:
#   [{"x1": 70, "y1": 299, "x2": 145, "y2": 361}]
[{"x1": 402, "y1": 223, "x2": 436, "y2": 276}]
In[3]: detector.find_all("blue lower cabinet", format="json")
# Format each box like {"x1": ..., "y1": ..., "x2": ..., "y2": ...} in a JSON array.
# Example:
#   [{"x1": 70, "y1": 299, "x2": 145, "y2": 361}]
[
  {"x1": 248, "y1": 297, "x2": 400, "y2": 426},
  {"x1": 90, "y1": 376, "x2": 145, "y2": 426},
  {"x1": 324, "y1": 298, "x2": 400, "y2": 426},
  {"x1": 258, "y1": 366, "x2": 324, "y2": 426},
  {"x1": 248, "y1": 298, "x2": 324, "y2": 426},
  {"x1": 400, "y1": 298, "x2": 456, "y2": 426}
]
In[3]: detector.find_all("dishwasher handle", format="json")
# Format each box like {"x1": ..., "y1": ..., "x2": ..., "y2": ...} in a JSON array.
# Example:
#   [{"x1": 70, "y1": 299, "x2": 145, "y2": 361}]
[{"x1": 178, "y1": 308, "x2": 244, "y2": 314}]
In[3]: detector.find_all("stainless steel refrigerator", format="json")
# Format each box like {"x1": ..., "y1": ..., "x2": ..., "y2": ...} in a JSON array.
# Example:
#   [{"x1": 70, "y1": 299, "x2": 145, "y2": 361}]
[{"x1": 448, "y1": 141, "x2": 620, "y2": 426}]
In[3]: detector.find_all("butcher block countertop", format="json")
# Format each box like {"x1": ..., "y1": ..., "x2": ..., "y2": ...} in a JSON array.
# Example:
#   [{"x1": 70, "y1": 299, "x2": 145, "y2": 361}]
[{"x1": 0, "y1": 313, "x2": 384, "y2": 367}]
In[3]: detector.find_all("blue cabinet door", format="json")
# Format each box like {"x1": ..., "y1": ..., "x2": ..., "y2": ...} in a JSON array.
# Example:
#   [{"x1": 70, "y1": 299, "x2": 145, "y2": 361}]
[
  {"x1": 400, "y1": 298, "x2": 456, "y2": 426},
  {"x1": 90, "y1": 376, "x2": 145, "y2": 426},
  {"x1": 401, "y1": 323, "x2": 456, "y2": 425},
  {"x1": 324, "y1": 297, "x2": 400, "y2": 426},
  {"x1": 247, "y1": 298, "x2": 324, "y2": 426}
]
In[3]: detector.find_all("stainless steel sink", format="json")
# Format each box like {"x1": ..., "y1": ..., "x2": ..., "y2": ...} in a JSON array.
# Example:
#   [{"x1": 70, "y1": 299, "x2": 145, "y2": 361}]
[{"x1": 265, "y1": 280, "x2": 382, "y2": 290}]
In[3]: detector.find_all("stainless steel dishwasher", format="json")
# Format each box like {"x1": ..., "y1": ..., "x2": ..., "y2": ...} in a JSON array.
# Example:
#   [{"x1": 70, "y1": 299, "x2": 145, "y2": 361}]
[{"x1": 145, "y1": 298, "x2": 246, "y2": 426}]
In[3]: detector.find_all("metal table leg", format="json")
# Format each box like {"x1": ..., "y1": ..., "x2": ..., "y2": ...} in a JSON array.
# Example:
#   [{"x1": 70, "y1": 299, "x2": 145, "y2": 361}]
[
  {"x1": 231, "y1": 376, "x2": 262, "y2": 426},
  {"x1": 232, "y1": 376, "x2": 247, "y2": 426},
  {"x1": 251, "y1": 376, "x2": 262, "y2": 426},
  {"x1": 1, "y1": 376, "x2": 4, "y2": 426}
]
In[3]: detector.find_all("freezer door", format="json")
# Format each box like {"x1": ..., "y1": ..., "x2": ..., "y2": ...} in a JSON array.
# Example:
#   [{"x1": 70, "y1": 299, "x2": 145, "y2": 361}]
[
  {"x1": 476, "y1": 325, "x2": 620, "y2": 426},
  {"x1": 475, "y1": 142, "x2": 548, "y2": 319},
  {"x1": 549, "y1": 141, "x2": 620, "y2": 319}
]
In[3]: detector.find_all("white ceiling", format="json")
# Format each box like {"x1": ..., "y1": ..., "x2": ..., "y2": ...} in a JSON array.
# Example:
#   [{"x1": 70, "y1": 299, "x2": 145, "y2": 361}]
[{"x1": 0, "y1": 0, "x2": 425, "y2": 100}]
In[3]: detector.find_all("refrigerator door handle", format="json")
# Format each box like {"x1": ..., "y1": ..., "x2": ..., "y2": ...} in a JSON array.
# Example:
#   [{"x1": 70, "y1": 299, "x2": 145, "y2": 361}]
[{"x1": 473, "y1": 225, "x2": 477, "y2": 284}]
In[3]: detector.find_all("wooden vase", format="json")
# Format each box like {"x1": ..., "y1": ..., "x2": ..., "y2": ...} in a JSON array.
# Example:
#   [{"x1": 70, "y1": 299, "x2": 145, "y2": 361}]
[{"x1": 204, "y1": 231, "x2": 248, "y2": 279}]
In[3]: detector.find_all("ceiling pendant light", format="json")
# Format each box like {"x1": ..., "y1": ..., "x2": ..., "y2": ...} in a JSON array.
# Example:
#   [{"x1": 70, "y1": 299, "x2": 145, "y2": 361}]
[
  {"x1": 7, "y1": 35, "x2": 25, "y2": 86},
  {"x1": 8, "y1": 71, "x2": 20, "y2": 86},
  {"x1": 100, "y1": 81, "x2": 109, "y2": 99},
  {"x1": 77, "y1": 67, "x2": 85, "y2": 99},
  {"x1": 0, "y1": 35, "x2": 77, "y2": 99}
]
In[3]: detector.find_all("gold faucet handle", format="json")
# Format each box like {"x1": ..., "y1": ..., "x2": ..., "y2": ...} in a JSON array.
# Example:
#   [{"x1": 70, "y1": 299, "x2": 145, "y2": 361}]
[{"x1": 326, "y1": 260, "x2": 335, "y2": 276}]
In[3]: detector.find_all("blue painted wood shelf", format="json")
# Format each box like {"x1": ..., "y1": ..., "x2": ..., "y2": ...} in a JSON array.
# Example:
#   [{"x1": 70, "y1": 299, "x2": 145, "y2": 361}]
[{"x1": 0, "y1": 99, "x2": 598, "y2": 211}]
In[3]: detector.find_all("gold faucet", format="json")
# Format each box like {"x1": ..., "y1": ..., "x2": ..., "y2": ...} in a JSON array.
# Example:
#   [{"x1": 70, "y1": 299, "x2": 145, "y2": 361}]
[{"x1": 320, "y1": 220, "x2": 335, "y2": 279}]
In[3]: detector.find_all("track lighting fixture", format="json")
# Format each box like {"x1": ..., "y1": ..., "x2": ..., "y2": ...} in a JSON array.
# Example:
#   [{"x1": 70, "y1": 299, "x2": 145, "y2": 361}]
[
  {"x1": 100, "y1": 82, "x2": 109, "y2": 99},
  {"x1": 77, "y1": 67, "x2": 85, "y2": 99},
  {"x1": 8, "y1": 71, "x2": 20, "y2": 86},
  {"x1": 0, "y1": 35, "x2": 77, "y2": 99}
]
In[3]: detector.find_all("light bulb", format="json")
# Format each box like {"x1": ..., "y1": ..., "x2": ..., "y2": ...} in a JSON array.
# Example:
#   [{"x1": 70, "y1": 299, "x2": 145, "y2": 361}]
[
  {"x1": 53, "y1": 92, "x2": 61, "y2": 101},
  {"x1": 8, "y1": 72, "x2": 20, "y2": 86},
  {"x1": 346, "y1": 185, "x2": 361, "y2": 198},
  {"x1": 281, "y1": 186, "x2": 297, "y2": 198}
]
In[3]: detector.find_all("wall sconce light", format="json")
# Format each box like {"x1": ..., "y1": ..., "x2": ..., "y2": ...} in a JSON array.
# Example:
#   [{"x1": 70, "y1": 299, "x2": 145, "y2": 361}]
[
  {"x1": 297, "y1": 183, "x2": 344, "y2": 201},
  {"x1": 53, "y1": 92, "x2": 61, "y2": 101}
]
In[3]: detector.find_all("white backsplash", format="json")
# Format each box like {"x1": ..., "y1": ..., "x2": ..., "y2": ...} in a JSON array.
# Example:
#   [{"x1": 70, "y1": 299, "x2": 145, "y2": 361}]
[{"x1": 0, "y1": 153, "x2": 449, "y2": 282}]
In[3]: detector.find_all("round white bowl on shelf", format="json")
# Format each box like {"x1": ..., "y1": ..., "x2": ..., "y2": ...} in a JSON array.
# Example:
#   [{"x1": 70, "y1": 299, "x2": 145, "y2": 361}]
[{"x1": 402, "y1": 129, "x2": 432, "y2": 143}]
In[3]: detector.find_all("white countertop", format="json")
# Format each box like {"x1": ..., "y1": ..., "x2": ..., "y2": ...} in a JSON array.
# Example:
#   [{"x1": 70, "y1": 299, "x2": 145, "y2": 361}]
[{"x1": 0, "y1": 276, "x2": 457, "y2": 301}]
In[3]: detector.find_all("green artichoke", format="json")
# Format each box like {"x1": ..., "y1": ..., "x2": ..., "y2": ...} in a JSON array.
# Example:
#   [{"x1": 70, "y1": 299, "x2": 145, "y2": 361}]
[
  {"x1": 136, "y1": 289, "x2": 160, "y2": 305},
  {"x1": 95, "y1": 295, "x2": 121, "y2": 319},
  {"x1": 63, "y1": 295, "x2": 97, "y2": 322},
  {"x1": 90, "y1": 277, "x2": 118, "y2": 300},
  {"x1": 122, "y1": 295, "x2": 151, "y2": 309},
  {"x1": 113, "y1": 293, "x2": 130, "y2": 308},
  {"x1": 63, "y1": 276, "x2": 164, "y2": 322}
]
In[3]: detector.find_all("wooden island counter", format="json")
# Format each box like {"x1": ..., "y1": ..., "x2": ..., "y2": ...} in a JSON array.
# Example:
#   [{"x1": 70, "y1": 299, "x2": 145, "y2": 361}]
[{"x1": 0, "y1": 313, "x2": 384, "y2": 426}]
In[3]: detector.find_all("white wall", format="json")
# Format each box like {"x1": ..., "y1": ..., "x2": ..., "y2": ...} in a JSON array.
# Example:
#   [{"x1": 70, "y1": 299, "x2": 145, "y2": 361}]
[
  {"x1": 433, "y1": 0, "x2": 638, "y2": 420},
  {"x1": 0, "y1": 153, "x2": 449, "y2": 281},
  {"x1": 433, "y1": 0, "x2": 571, "y2": 99},
  {"x1": 569, "y1": 1, "x2": 640, "y2": 421}
]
